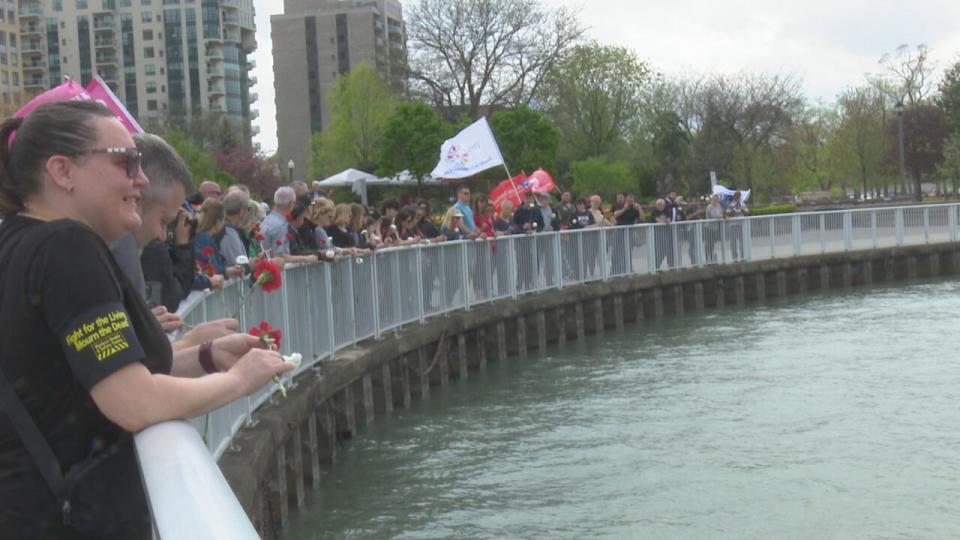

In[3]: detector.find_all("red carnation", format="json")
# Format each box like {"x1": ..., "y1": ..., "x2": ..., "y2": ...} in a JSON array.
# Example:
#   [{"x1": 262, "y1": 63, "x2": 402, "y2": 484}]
[
  {"x1": 251, "y1": 259, "x2": 282, "y2": 293},
  {"x1": 201, "y1": 246, "x2": 215, "y2": 258},
  {"x1": 286, "y1": 232, "x2": 295, "y2": 241},
  {"x1": 276, "y1": 239, "x2": 283, "y2": 246},
  {"x1": 248, "y1": 320, "x2": 282, "y2": 350},
  {"x1": 196, "y1": 261, "x2": 215, "y2": 278},
  {"x1": 254, "y1": 233, "x2": 265, "y2": 241},
  {"x1": 285, "y1": 213, "x2": 294, "y2": 222}
]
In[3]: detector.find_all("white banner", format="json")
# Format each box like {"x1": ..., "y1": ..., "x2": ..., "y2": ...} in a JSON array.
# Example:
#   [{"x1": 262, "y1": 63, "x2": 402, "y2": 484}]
[
  {"x1": 430, "y1": 117, "x2": 505, "y2": 179},
  {"x1": 712, "y1": 184, "x2": 751, "y2": 204}
]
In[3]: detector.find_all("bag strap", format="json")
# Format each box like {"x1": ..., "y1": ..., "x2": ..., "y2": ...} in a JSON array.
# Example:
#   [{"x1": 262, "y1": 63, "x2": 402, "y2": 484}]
[{"x1": 0, "y1": 367, "x2": 66, "y2": 496}]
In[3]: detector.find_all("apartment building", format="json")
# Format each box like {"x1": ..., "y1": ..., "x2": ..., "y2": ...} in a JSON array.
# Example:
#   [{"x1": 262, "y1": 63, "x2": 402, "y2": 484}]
[
  {"x1": 19, "y1": 0, "x2": 258, "y2": 140},
  {"x1": 272, "y1": 0, "x2": 407, "y2": 181}
]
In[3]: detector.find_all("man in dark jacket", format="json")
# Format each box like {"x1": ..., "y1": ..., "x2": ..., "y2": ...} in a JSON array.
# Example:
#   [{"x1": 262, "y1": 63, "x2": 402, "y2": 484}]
[{"x1": 513, "y1": 191, "x2": 544, "y2": 233}]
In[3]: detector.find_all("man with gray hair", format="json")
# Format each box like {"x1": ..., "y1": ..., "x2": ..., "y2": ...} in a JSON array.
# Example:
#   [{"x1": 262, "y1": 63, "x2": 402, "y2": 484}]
[
  {"x1": 199, "y1": 180, "x2": 223, "y2": 200},
  {"x1": 292, "y1": 181, "x2": 309, "y2": 199},
  {"x1": 110, "y1": 133, "x2": 196, "y2": 307},
  {"x1": 219, "y1": 190, "x2": 250, "y2": 265},
  {"x1": 260, "y1": 186, "x2": 318, "y2": 264}
]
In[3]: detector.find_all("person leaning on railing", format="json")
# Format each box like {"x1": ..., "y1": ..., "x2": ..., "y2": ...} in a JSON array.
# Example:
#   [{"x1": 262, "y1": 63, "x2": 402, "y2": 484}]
[{"x1": 0, "y1": 101, "x2": 294, "y2": 538}]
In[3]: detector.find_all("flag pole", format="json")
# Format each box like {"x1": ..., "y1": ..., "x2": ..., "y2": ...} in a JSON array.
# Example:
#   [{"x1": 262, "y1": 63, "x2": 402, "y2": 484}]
[{"x1": 502, "y1": 164, "x2": 522, "y2": 201}]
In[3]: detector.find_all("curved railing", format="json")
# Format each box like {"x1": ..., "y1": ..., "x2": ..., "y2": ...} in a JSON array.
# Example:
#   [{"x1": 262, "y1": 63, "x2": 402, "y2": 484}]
[{"x1": 135, "y1": 202, "x2": 960, "y2": 537}]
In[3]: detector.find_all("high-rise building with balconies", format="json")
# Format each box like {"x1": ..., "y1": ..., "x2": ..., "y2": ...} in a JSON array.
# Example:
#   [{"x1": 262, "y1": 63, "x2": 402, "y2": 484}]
[
  {"x1": 18, "y1": 0, "x2": 258, "y2": 141},
  {"x1": 272, "y1": 0, "x2": 407, "y2": 181}
]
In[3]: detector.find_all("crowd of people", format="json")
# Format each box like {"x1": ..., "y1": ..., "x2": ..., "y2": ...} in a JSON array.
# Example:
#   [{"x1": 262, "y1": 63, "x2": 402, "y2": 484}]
[{"x1": 0, "y1": 98, "x2": 754, "y2": 538}]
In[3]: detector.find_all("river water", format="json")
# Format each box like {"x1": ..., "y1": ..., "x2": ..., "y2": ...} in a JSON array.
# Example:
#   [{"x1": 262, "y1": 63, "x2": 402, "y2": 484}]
[{"x1": 285, "y1": 279, "x2": 960, "y2": 539}]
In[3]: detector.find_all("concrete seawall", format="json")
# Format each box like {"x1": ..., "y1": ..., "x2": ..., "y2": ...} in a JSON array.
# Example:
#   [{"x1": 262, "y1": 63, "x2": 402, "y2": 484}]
[{"x1": 218, "y1": 242, "x2": 960, "y2": 538}]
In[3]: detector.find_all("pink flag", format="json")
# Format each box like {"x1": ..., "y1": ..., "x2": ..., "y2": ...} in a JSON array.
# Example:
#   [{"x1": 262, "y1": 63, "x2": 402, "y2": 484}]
[
  {"x1": 85, "y1": 76, "x2": 143, "y2": 134},
  {"x1": 489, "y1": 172, "x2": 526, "y2": 213},
  {"x1": 14, "y1": 78, "x2": 91, "y2": 120}
]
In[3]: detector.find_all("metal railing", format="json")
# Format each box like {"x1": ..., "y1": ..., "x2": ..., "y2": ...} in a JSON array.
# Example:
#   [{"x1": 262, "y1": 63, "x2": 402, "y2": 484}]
[{"x1": 136, "y1": 202, "x2": 960, "y2": 537}]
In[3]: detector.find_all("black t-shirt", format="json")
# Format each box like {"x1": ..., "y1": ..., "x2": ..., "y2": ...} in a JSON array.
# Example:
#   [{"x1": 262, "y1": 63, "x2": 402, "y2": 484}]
[
  {"x1": 0, "y1": 216, "x2": 171, "y2": 534},
  {"x1": 652, "y1": 209, "x2": 672, "y2": 223},
  {"x1": 616, "y1": 206, "x2": 641, "y2": 226},
  {"x1": 568, "y1": 211, "x2": 595, "y2": 230},
  {"x1": 415, "y1": 219, "x2": 440, "y2": 239},
  {"x1": 325, "y1": 225, "x2": 355, "y2": 248}
]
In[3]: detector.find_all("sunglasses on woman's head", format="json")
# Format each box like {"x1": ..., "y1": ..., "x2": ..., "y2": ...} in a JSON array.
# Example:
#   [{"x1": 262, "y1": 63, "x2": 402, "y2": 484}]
[{"x1": 75, "y1": 147, "x2": 142, "y2": 179}]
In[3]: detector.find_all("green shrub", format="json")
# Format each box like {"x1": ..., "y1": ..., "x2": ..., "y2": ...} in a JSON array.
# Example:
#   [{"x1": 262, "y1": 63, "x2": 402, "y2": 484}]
[{"x1": 750, "y1": 204, "x2": 797, "y2": 216}]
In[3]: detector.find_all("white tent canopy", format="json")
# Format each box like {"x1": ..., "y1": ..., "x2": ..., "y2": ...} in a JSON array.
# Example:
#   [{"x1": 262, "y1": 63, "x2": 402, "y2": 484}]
[
  {"x1": 317, "y1": 168, "x2": 381, "y2": 187},
  {"x1": 318, "y1": 168, "x2": 383, "y2": 204}
]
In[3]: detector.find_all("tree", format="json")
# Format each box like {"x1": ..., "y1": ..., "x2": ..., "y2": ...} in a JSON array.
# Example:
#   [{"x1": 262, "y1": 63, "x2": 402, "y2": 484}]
[
  {"x1": 887, "y1": 103, "x2": 947, "y2": 198},
  {"x1": 692, "y1": 73, "x2": 804, "y2": 195},
  {"x1": 568, "y1": 155, "x2": 635, "y2": 199},
  {"x1": 490, "y1": 106, "x2": 559, "y2": 174},
  {"x1": 939, "y1": 58, "x2": 960, "y2": 135},
  {"x1": 407, "y1": 0, "x2": 583, "y2": 120},
  {"x1": 216, "y1": 146, "x2": 281, "y2": 199},
  {"x1": 785, "y1": 104, "x2": 837, "y2": 192},
  {"x1": 377, "y1": 101, "x2": 449, "y2": 182},
  {"x1": 312, "y1": 63, "x2": 395, "y2": 176},
  {"x1": 939, "y1": 133, "x2": 960, "y2": 196},
  {"x1": 160, "y1": 129, "x2": 232, "y2": 188},
  {"x1": 870, "y1": 44, "x2": 937, "y2": 107},
  {"x1": 829, "y1": 87, "x2": 889, "y2": 197},
  {"x1": 649, "y1": 110, "x2": 692, "y2": 193},
  {"x1": 541, "y1": 42, "x2": 652, "y2": 162}
]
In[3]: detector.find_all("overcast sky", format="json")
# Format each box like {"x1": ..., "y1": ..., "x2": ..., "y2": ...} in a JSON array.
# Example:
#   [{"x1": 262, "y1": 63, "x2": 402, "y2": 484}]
[{"x1": 250, "y1": 0, "x2": 960, "y2": 155}]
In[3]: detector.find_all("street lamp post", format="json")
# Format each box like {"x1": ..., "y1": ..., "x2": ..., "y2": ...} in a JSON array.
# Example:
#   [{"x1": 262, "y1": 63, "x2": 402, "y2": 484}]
[
  {"x1": 288, "y1": 159, "x2": 295, "y2": 185},
  {"x1": 895, "y1": 101, "x2": 909, "y2": 199}
]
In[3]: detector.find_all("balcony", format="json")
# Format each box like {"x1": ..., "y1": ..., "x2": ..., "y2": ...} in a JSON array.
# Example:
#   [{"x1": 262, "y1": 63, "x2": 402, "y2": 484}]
[
  {"x1": 249, "y1": 109, "x2": 258, "y2": 120},
  {"x1": 93, "y1": 16, "x2": 115, "y2": 31},
  {"x1": 248, "y1": 92, "x2": 257, "y2": 103},
  {"x1": 21, "y1": 42, "x2": 44, "y2": 54},
  {"x1": 19, "y1": 3, "x2": 43, "y2": 19},
  {"x1": 209, "y1": 101, "x2": 225, "y2": 112},
  {"x1": 99, "y1": 70, "x2": 120, "y2": 83},
  {"x1": 95, "y1": 37, "x2": 116, "y2": 48},
  {"x1": 251, "y1": 125, "x2": 260, "y2": 136},
  {"x1": 206, "y1": 63, "x2": 223, "y2": 78},
  {"x1": 223, "y1": 28, "x2": 240, "y2": 42},
  {"x1": 222, "y1": 13, "x2": 239, "y2": 27},
  {"x1": 95, "y1": 54, "x2": 119, "y2": 65},
  {"x1": 21, "y1": 23, "x2": 43, "y2": 36},
  {"x1": 24, "y1": 76, "x2": 48, "y2": 88},
  {"x1": 207, "y1": 84, "x2": 225, "y2": 96},
  {"x1": 220, "y1": 0, "x2": 239, "y2": 9},
  {"x1": 22, "y1": 59, "x2": 46, "y2": 72},
  {"x1": 246, "y1": 59, "x2": 255, "y2": 70},
  {"x1": 246, "y1": 75, "x2": 256, "y2": 87}
]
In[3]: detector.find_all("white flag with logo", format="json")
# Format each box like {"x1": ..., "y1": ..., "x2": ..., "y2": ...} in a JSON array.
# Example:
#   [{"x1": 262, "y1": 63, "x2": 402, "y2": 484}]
[{"x1": 430, "y1": 117, "x2": 505, "y2": 179}]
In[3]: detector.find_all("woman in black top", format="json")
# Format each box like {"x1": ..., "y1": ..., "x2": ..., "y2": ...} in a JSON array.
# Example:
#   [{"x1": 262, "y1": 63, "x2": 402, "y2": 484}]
[{"x1": 0, "y1": 102, "x2": 291, "y2": 538}]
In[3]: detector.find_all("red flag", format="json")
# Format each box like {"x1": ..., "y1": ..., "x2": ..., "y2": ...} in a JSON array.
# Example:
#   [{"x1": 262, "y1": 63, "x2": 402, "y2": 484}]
[
  {"x1": 525, "y1": 169, "x2": 556, "y2": 194},
  {"x1": 490, "y1": 172, "x2": 527, "y2": 212}
]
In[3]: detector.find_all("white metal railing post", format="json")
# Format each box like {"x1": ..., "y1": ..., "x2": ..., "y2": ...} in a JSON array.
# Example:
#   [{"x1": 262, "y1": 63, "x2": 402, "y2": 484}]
[
  {"x1": 647, "y1": 226, "x2": 657, "y2": 272},
  {"x1": 345, "y1": 257, "x2": 357, "y2": 346},
  {"x1": 392, "y1": 252, "x2": 402, "y2": 324},
  {"x1": 744, "y1": 219, "x2": 753, "y2": 262},
  {"x1": 508, "y1": 236, "x2": 518, "y2": 299},
  {"x1": 554, "y1": 232, "x2": 564, "y2": 288},
  {"x1": 303, "y1": 267, "x2": 315, "y2": 365},
  {"x1": 951, "y1": 205, "x2": 958, "y2": 242},
  {"x1": 461, "y1": 242, "x2": 471, "y2": 309},
  {"x1": 819, "y1": 214, "x2": 826, "y2": 254},
  {"x1": 599, "y1": 228, "x2": 609, "y2": 279},
  {"x1": 577, "y1": 233, "x2": 585, "y2": 282},
  {"x1": 671, "y1": 223, "x2": 680, "y2": 268},
  {"x1": 719, "y1": 222, "x2": 727, "y2": 265},
  {"x1": 923, "y1": 206, "x2": 930, "y2": 244},
  {"x1": 792, "y1": 214, "x2": 801, "y2": 256},
  {"x1": 438, "y1": 245, "x2": 447, "y2": 310},
  {"x1": 371, "y1": 254, "x2": 381, "y2": 339},
  {"x1": 323, "y1": 262, "x2": 336, "y2": 360},
  {"x1": 622, "y1": 226, "x2": 631, "y2": 274},
  {"x1": 843, "y1": 211, "x2": 852, "y2": 252},
  {"x1": 871, "y1": 211, "x2": 878, "y2": 249},
  {"x1": 695, "y1": 221, "x2": 705, "y2": 268},
  {"x1": 416, "y1": 245, "x2": 426, "y2": 323},
  {"x1": 895, "y1": 208, "x2": 904, "y2": 246},
  {"x1": 769, "y1": 217, "x2": 775, "y2": 259}
]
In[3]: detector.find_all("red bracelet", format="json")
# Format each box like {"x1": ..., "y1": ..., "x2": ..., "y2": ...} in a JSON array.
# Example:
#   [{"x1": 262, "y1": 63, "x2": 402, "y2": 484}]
[{"x1": 198, "y1": 341, "x2": 217, "y2": 374}]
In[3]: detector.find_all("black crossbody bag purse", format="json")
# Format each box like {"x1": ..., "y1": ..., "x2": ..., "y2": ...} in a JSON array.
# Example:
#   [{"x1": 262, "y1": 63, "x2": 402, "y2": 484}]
[{"x1": 0, "y1": 367, "x2": 149, "y2": 535}]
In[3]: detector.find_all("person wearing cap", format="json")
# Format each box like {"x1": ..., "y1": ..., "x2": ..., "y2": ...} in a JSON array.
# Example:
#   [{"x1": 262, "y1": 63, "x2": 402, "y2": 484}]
[
  {"x1": 513, "y1": 190, "x2": 544, "y2": 233},
  {"x1": 440, "y1": 207, "x2": 467, "y2": 241}
]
